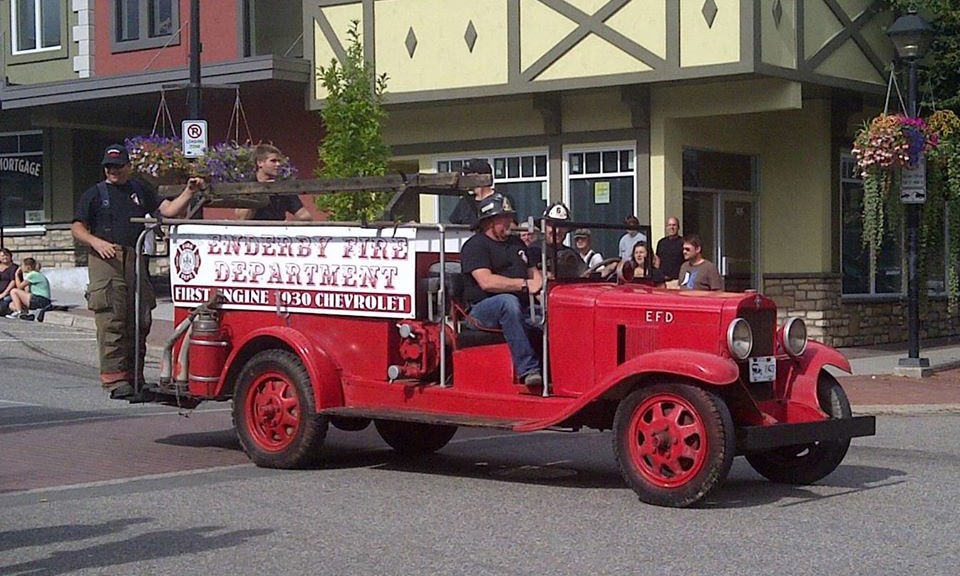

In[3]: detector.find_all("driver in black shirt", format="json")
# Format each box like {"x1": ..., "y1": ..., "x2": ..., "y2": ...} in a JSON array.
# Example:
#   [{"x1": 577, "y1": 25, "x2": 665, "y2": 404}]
[{"x1": 460, "y1": 193, "x2": 544, "y2": 387}]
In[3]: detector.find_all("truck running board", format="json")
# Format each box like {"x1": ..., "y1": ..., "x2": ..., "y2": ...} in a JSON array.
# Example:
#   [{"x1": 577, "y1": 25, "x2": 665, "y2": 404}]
[{"x1": 320, "y1": 407, "x2": 527, "y2": 430}]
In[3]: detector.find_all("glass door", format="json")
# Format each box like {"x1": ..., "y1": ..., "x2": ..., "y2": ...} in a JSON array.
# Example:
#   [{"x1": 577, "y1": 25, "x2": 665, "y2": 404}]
[
  {"x1": 682, "y1": 149, "x2": 757, "y2": 291},
  {"x1": 721, "y1": 197, "x2": 754, "y2": 292}
]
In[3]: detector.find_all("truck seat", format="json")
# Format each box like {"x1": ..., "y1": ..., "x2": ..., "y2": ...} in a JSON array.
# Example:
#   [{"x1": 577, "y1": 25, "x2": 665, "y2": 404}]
[{"x1": 424, "y1": 261, "x2": 507, "y2": 348}]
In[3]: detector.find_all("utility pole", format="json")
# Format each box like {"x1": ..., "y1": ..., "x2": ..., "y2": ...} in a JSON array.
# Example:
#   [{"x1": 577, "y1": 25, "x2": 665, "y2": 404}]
[{"x1": 186, "y1": 0, "x2": 202, "y2": 119}]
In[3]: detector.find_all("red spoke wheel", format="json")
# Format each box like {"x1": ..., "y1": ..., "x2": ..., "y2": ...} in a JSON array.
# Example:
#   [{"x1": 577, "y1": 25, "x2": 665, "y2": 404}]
[
  {"x1": 233, "y1": 350, "x2": 327, "y2": 469},
  {"x1": 745, "y1": 373, "x2": 852, "y2": 485},
  {"x1": 614, "y1": 383, "x2": 735, "y2": 508}
]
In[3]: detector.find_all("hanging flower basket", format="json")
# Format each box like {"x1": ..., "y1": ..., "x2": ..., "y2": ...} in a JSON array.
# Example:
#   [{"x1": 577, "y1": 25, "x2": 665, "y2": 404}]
[
  {"x1": 124, "y1": 137, "x2": 298, "y2": 185},
  {"x1": 851, "y1": 114, "x2": 939, "y2": 253},
  {"x1": 852, "y1": 109, "x2": 960, "y2": 313},
  {"x1": 125, "y1": 135, "x2": 191, "y2": 186}
]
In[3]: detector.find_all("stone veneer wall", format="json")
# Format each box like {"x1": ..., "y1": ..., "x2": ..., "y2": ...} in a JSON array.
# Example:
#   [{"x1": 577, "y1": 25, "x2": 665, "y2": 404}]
[
  {"x1": 763, "y1": 272, "x2": 960, "y2": 347},
  {"x1": 3, "y1": 225, "x2": 170, "y2": 275}
]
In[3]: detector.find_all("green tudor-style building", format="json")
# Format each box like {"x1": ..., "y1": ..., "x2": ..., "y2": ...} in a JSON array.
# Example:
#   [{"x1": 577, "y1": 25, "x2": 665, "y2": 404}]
[{"x1": 307, "y1": 0, "x2": 959, "y2": 347}]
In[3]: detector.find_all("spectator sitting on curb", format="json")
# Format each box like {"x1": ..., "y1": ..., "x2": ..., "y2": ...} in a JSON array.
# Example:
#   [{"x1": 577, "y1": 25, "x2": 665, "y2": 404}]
[
  {"x1": 6, "y1": 257, "x2": 50, "y2": 320},
  {"x1": 0, "y1": 248, "x2": 18, "y2": 315}
]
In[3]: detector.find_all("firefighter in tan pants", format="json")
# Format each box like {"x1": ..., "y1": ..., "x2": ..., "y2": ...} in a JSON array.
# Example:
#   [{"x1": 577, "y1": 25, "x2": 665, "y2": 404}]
[{"x1": 71, "y1": 144, "x2": 201, "y2": 398}]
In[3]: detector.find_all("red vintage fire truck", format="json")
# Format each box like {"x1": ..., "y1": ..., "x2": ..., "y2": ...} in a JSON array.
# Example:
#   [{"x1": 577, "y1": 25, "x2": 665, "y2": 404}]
[{"x1": 140, "y1": 174, "x2": 874, "y2": 508}]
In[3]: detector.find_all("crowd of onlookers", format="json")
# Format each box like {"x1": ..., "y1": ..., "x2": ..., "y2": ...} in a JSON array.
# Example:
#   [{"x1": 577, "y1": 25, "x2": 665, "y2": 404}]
[
  {"x1": 515, "y1": 211, "x2": 721, "y2": 291},
  {"x1": 453, "y1": 158, "x2": 723, "y2": 291},
  {"x1": 0, "y1": 248, "x2": 52, "y2": 321}
]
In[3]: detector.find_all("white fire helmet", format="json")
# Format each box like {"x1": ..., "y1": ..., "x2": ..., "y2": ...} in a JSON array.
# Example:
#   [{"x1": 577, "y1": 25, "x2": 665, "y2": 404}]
[{"x1": 543, "y1": 202, "x2": 570, "y2": 221}]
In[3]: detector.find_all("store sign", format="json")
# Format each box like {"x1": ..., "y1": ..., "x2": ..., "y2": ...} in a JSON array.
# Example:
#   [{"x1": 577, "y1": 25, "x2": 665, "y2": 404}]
[{"x1": 0, "y1": 155, "x2": 42, "y2": 179}]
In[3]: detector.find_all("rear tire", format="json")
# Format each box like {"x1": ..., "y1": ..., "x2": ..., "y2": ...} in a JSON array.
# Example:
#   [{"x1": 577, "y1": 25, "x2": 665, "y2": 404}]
[
  {"x1": 374, "y1": 420, "x2": 457, "y2": 456},
  {"x1": 233, "y1": 349, "x2": 327, "y2": 468},
  {"x1": 745, "y1": 372, "x2": 852, "y2": 484},
  {"x1": 613, "y1": 383, "x2": 735, "y2": 508}
]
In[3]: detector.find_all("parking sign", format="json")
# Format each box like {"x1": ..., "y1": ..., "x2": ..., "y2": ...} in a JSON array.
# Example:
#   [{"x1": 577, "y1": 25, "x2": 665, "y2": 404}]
[
  {"x1": 182, "y1": 120, "x2": 208, "y2": 158},
  {"x1": 900, "y1": 156, "x2": 926, "y2": 204}
]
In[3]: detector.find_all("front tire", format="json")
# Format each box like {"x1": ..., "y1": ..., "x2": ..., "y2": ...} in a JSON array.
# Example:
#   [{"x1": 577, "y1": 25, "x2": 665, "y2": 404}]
[
  {"x1": 745, "y1": 372, "x2": 852, "y2": 484},
  {"x1": 613, "y1": 383, "x2": 735, "y2": 508},
  {"x1": 233, "y1": 349, "x2": 327, "y2": 468},
  {"x1": 374, "y1": 420, "x2": 457, "y2": 456}
]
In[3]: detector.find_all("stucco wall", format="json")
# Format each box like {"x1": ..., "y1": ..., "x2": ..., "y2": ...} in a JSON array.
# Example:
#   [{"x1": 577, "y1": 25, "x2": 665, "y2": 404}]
[
  {"x1": 94, "y1": 0, "x2": 240, "y2": 76},
  {"x1": 675, "y1": 101, "x2": 832, "y2": 274},
  {"x1": 650, "y1": 79, "x2": 832, "y2": 274},
  {"x1": 384, "y1": 97, "x2": 544, "y2": 146}
]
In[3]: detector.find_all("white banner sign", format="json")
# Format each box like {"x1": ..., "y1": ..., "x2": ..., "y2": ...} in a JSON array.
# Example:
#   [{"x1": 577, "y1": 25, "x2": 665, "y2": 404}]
[{"x1": 170, "y1": 225, "x2": 417, "y2": 319}]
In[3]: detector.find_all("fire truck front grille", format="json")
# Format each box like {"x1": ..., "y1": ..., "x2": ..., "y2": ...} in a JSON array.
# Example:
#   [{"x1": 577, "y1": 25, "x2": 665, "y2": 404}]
[
  {"x1": 617, "y1": 324, "x2": 658, "y2": 365},
  {"x1": 739, "y1": 309, "x2": 775, "y2": 357}
]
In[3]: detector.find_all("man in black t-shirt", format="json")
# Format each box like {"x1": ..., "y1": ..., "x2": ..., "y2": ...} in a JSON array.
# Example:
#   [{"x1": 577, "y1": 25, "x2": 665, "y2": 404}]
[
  {"x1": 72, "y1": 144, "x2": 200, "y2": 398},
  {"x1": 460, "y1": 193, "x2": 544, "y2": 387},
  {"x1": 235, "y1": 144, "x2": 312, "y2": 221},
  {"x1": 655, "y1": 216, "x2": 684, "y2": 287},
  {"x1": 448, "y1": 158, "x2": 515, "y2": 229}
]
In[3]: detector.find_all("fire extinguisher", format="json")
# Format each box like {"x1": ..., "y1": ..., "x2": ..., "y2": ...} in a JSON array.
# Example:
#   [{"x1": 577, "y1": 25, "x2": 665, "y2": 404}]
[{"x1": 187, "y1": 312, "x2": 229, "y2": 396}]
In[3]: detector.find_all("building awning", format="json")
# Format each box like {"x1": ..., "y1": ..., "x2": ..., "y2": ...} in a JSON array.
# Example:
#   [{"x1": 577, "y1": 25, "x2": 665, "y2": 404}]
[{"x1": 0, "y1": 55, "x2": 311, "y2": 110}]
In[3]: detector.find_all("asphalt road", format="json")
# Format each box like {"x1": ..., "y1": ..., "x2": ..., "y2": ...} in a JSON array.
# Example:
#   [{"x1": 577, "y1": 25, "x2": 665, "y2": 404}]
[{"x1": 1, "y1": 319, "x2": 959, "y2": 575}]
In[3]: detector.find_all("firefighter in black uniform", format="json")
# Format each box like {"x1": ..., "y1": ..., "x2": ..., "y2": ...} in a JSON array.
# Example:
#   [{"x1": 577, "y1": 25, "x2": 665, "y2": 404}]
[{"x1": 72, "y1": 144, "x2": 200, "y2": 398}]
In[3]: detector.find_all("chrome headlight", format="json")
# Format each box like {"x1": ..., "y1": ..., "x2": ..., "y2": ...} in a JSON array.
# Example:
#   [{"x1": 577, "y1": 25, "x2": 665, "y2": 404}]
[
  {"x1": 726, "y1": 318, "x2": 753, "y2": 360},
  {"x1": 782, "y1": 317, "x2": 808, "y2": 357}
]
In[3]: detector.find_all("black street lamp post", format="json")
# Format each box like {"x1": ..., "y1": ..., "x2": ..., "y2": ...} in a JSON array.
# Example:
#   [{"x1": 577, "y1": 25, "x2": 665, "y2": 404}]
[
  {"x1": 187, "y1": 0, "x2": 202, "y2": 119},
  {"x1": 888, "y1": 11, "x2": 933, "y2": 377}
]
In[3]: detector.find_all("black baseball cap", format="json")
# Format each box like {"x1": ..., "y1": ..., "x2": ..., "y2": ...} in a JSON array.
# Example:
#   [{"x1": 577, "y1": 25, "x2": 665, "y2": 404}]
[
  {"x1": 102, "y1": 144, "x2": 130, "y2": 166},
  {"x1": 461, "y1": 158, "x2": 492, "y2": 175}
]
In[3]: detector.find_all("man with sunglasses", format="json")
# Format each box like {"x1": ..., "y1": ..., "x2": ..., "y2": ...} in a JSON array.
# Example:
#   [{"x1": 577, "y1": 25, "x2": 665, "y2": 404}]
[{"x1": 678, "y1": 233, "x2": 723, "y2": 291}]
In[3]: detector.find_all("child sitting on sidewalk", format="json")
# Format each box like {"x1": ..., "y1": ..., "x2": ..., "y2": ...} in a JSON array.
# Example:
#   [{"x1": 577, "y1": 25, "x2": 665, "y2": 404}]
[{"x1": 6, "y1": 258, "x2": 51, "y2": 320}]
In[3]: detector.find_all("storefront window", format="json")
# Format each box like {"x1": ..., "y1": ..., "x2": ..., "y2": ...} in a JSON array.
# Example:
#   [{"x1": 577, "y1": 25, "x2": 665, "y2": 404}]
[
  {"x1": 12, "y1": 0, "x2": 61, "y2": 53},
  {"x1": 113, "y1": 0, "x2": 179, "y2": 51},
  {"x1": 0, "y1": 132, "x2": 44, "y2": 227},
  {"x1": 436, "y1": 152, "x2": 548, "y2": 225},
  {"x1": 840, "y1": 155, "x2": 903, "y2": 295},
  {"x1": 566, "y1": 146, "x2": 636, "y2": 259}
]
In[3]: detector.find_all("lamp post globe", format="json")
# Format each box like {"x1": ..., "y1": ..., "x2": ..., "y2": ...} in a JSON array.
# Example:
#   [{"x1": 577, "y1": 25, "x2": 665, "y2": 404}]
[{"x1": 887, "y1": 11, "x2": 934, "y2": 62}]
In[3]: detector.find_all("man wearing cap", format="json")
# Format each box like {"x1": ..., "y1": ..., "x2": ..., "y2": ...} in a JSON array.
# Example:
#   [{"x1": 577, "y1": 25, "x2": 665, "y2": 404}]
[
  {"x1": 448, "y1": 158, "x2": 515, "y2": 228},
  {"x1": 618, "y1": 215, "x2": 647, "y2": 262},
  {"x1": 573, "y1": 228, "x2": 603, "y2": 269},
  {"x1": 460, "y1": 193, "x2": 544, "y2": 387},
  {"x1": 72, "y1": 144, "x2": 202, "y2": 399}
]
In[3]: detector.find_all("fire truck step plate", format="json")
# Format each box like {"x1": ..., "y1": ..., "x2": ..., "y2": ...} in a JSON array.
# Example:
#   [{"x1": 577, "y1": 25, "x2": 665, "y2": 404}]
[{"x1": 320, "y1": 407, "x2": 522, "y2": 430}]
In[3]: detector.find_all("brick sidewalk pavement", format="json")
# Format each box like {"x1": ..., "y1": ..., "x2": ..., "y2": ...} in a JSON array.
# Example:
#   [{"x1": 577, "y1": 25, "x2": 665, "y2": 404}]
[{"x1": 839, "y1": 367, "x2": 960, "y2": 406}]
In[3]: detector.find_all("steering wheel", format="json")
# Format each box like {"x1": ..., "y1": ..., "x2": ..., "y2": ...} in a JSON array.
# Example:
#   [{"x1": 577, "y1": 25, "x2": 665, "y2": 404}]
[{"x1": 581, "y1": 257, "x2": 621, "y2": 279}]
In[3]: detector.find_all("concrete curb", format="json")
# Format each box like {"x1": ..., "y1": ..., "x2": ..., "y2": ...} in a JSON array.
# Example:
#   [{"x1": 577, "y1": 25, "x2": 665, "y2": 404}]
[
  {"x1": 37, "y1": 311, "x2": 96, "y2": 331},
  {"x1": 854, "y1": 404, "x2": 960, "y2": 416}
]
